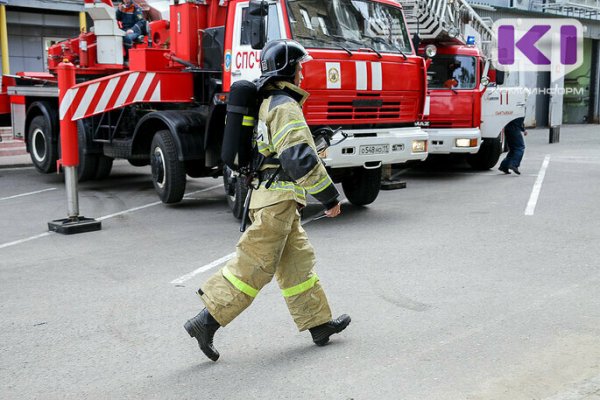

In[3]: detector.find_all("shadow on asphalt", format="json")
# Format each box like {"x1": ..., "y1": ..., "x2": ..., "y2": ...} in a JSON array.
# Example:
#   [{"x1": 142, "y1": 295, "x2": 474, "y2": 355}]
[{"x1": 393, "y1": 155, "x2": 495, "y2": 180}]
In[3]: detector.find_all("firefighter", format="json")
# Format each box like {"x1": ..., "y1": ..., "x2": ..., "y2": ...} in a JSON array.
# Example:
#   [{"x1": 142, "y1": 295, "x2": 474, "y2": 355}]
[
  {"x1": 116, "y1": 0, "x2": 146, "y2": 63},
  {"x1": 184, "y1": 39, "x2": 351, "y2": 362}
]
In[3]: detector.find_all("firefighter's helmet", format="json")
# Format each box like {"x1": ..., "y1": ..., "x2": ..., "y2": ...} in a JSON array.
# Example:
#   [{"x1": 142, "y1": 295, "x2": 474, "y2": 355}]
[{"x1": 259, "y1": 39, "x2": 312, "y2": 82}]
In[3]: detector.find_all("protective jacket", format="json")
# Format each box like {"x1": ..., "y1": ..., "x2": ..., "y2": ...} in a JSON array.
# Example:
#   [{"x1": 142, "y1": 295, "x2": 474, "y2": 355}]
[
  {"x1": 197, "y1": 81, "x2": 337, "y2": 332},
  {"x1": 250, "y1": 81, "x2": 340, "y2": 210}
]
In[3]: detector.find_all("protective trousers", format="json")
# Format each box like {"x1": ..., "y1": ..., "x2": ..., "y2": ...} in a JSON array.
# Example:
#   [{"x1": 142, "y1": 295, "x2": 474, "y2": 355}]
[{"x1": 198, "y1": 200, "x2": 332, "y2": 331}]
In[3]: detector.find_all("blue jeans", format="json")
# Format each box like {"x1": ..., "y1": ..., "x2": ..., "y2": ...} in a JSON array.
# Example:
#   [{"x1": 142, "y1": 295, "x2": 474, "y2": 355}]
[
  {"x1": 122, "y1": 25, "x2": 142, "y2": 60},
  {"x1": 500, "y1": 125, "x2": 525, "y2": 169}
]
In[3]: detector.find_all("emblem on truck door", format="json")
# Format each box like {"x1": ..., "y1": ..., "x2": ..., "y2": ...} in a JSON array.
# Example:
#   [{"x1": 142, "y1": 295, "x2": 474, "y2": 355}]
[{"x1": 326, "y1": 62, "x2": 341, "y2": 89}]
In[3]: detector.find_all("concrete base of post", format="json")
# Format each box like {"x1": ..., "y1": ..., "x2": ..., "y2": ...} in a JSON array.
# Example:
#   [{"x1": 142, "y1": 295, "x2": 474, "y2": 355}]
[
  {"x1": 48, "y1": 217, "x2": 102, "y2": 235},
  {"x1": 549, "y1": 126, "x2": 560, "y2": 143},
  {"x1": 380, "y1": 164, "x2": 407, "y2": 190},
  {"x1": 48, "y1": 167, "x2": 101, "y2": 234},
  {"x1": 381, "y1": 180, "x2": 407, "y2": 190}
]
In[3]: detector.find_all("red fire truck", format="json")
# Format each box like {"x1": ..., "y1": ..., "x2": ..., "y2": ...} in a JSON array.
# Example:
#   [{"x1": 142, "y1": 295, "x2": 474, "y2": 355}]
[
  {"x1": 0, "y1": 0, "x2": 429, "y2": 212},
  {"x1": 402, "y1": 0, "x2": 527, "y2": 169}
]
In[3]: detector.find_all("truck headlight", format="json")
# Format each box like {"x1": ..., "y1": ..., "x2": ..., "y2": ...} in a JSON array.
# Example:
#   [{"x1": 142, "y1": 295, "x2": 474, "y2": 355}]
[
  {"x1": 424, "y1": 44, "x2": 437, "y2": 58},
  {"x1": 412, "y1": 140, "x2": 427, "y2": 153},
  {"x1": 455, "y1": 138, "x2": 478, "y2": 147}
]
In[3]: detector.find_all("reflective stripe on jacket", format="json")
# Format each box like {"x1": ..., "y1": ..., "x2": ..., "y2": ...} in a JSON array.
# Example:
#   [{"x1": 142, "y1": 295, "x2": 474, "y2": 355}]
[{"x1": 250, "y1": 81, "x2": 340, "y2": 210}]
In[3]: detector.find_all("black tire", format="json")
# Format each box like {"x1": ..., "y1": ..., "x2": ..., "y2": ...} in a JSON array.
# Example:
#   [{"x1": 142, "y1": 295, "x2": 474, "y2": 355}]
[
  {"x1": 95, "y1": 155, "x2": 114, "y2": 180},
  {"x1": 467, "y1": 136, "x2": 502, "y2": 170},
  {"x1": 150, "y1": 130, "x2": 186, "y2": 203},
  {"x1": 342, "y1": 166, "x2": 382, "y2": 206},
  {"x1": 223, "y1": 166, "x2": 249, "y2": 220},
  {"x1": 77, "y1": 121, "x2": 99, "y2": 181},
  {"x1": 27, "y1": 115, "x2": 58, "y2": 173}
]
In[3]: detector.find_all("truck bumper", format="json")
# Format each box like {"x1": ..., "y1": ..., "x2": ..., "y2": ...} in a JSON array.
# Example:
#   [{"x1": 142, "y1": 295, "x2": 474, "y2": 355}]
[
  {"x1": 322, "y1": 126, "x2": 429, "y2": 169},
  {"x1": 425, "y1": 127, "x2": 481, "y2": 154}
]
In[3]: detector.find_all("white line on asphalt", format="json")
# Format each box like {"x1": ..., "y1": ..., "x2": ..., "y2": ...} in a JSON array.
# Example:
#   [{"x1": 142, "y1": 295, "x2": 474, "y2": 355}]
[
  {"x1": 95, "y1": 184, "x2": 223, "y2": 221},
  {"x1": 0, "y1": 187, "x2": 57, "y2": 202},
  {"x1": 0, "y1": 166, "x2": 34, "y2": 171},
  {"x1": 0, "y1": 184, "x2": 224, "y2": 250},
  {"x1": 0, "y1": 232, "x2": 51, "y2": 250},
  {"x1": 171, "y1": 253, "x2": 236, "y2": 285},
  {"x1": 170, "y1": 198, "x2": 348, "y2": 284},
  {"x1": 525, "y1": 155, "x2": 551, "y2": 216}
]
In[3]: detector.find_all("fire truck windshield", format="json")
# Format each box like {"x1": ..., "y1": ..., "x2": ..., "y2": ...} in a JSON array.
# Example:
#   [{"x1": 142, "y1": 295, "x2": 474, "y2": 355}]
[
  {"x1": 286, "y1": 0, "x2": 412, "y2": 55},
  {"x1": 427, "y1": 55, "x2": 477, "y2": 90}
]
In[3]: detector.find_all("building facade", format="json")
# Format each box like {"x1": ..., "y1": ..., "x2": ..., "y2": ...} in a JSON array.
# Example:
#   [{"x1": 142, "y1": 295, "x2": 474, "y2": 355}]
[
  {"x1": 472, "y1": 0, "x2": 600, "y2": 125},
  {"x1": 0, "y1": 0, "x2": 82, "y2": 74}
]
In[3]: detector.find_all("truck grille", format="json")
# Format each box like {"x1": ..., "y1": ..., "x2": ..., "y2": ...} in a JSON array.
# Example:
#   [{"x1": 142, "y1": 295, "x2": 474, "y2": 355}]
[
  {"x1": 303, "y1": 92, "x2": 419, "y2": 125},
  {"x1": 327, "y1": 100, "x2": 402, "y2": 120}
]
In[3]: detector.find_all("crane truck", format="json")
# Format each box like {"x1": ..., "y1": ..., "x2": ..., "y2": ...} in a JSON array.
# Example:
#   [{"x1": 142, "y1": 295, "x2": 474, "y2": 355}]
[{"x1": 0, "y1": 0, "x2": 429, "y2": 215}]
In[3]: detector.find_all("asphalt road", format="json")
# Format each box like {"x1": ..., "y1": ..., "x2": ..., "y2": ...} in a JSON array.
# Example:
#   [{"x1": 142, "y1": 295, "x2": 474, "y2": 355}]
[{"x1": 1, "y1": 125, "x2": 599, "y2": 400}]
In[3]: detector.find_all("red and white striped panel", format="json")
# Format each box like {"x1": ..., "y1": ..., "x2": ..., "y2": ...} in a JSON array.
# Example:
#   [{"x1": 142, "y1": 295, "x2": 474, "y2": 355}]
[{"x1": 60, "y1": 71, "x2": 194, "y2": 122}]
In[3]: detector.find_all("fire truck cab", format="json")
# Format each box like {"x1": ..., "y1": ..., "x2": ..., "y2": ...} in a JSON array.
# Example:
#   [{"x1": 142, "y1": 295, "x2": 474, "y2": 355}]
[
  {"x1": 2, "y1": 0, "x2": 429, "y2": 213},
  {"x1": 402, "y1": 0, "x2": 527, "y2": 169}
]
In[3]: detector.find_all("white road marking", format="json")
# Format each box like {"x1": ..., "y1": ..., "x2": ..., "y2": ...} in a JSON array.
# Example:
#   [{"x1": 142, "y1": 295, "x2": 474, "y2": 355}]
[
  {"x1": 0, "y1": 232, "x2": 51, "y2": 250},
  {"x1": 525, "y1": 155, "x2": 551, "y2": 216},
  {"x1": 0, "y1": 184, "x2": 223, "y2": 250},
  {"x1": 0, "y1": 187, "x2": 56, "y2": 201},
  {"x1": 0, "y1": 166, "x2": 34, "y2": 171},
  {"x1": 171, "y1": 198, "x2": 349, "y2": 284},
  {"x1": 171, "y1": 253, "x2": 236, "y2": 285},
  {"x1": 96, "y1": 184, "x2": 223, "y2": 221}
]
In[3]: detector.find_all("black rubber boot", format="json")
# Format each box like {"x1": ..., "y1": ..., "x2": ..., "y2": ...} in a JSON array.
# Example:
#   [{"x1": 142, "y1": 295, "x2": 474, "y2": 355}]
[
  {"x1": 309, "y1": 314, "x2": 351, "y2": 346},
  {"x1": 184, "y1": 308, "x2": 221, "y2": 361}
]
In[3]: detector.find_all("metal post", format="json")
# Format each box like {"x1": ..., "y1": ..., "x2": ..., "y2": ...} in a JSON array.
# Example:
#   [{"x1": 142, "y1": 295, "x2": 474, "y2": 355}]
[
  {"x1": 48, "y1": 60, "x2": 101, "y2": 235},
  {"x1": 79, "y1": 11, "x2": 87, "y2": 34},
  {"x1": 64, "y1": 166, "x2": 80, "y2": 218},
  {"x1": 0, "y1": 3, "x2": 10, "y2": 75}
]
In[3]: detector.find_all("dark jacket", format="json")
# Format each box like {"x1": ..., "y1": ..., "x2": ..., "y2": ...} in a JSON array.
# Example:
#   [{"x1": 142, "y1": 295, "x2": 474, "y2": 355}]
[{"x1": 116, "y1": 3, "x2": 144, "y2": 31}]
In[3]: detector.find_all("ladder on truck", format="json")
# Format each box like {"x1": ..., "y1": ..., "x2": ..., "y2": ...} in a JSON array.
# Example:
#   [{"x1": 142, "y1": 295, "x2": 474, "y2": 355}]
[{"x1": 400, "y1": 0, "x2": 495, "y2": 56}]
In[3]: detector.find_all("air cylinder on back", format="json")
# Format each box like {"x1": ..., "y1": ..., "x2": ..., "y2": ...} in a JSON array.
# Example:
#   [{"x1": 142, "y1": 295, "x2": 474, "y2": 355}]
[{"x1": 221, "y1": 80, "x2": 258, "y2": 171}]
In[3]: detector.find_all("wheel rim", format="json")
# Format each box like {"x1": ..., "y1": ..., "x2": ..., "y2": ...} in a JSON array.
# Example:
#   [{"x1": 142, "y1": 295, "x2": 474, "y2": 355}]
[
  {"x1": 31, "y1": 128, "x2": 47, "y2": 163},
  {"x1": 225, "y1": 169, "x2": 236, "y2": 201},
  {"x1": 152, "y1": 146, "x2": 166, "y2": 189}
]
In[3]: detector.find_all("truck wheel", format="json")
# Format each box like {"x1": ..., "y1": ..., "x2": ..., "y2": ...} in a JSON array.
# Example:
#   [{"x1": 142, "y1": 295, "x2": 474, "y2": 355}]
[
  {"x1": 95, "y1": 156, "x2": 113, "y2": 180},
  {"x1": 467, "y1": 136, "x2": 502, "y2": 170},
  {"x1": 27, "y1": 115, "x2": 58, "y2": 173},
  {"x1": 77, "y1": 121, "x2": 99, "y2": 181},
  {"x1": 223, "y1": 166, "x2": 248, "y2": 220},
  {"x1": 151, "y1": 130, "x2": 186, "y2": 203},
  {"x1": 342, "y1": 166, "x2": 382, "y2": 206}
]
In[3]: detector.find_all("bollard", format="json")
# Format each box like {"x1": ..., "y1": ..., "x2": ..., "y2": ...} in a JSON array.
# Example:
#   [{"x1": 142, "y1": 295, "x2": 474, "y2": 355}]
[
  {"x1": 48, "y1": 60, "x2": 101, "y2": 235},
  {"x1": 549, "y1": 126, "x2": 560, "y2": 143}
]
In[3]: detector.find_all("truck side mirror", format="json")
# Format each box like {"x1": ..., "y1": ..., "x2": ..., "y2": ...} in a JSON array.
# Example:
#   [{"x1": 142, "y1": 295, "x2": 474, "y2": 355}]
[
  {"x1": 495, "y1": 70, "x2": 505, "y2": 86},
  {"x1": 248, "y1": 0, "x2": 268, "y2": 50}
]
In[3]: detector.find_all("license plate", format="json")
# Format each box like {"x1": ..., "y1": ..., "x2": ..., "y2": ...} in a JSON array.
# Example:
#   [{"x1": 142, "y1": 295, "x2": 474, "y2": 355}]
[{"x1": 360, "y1": 144, "x2": 389, "y2": 155}]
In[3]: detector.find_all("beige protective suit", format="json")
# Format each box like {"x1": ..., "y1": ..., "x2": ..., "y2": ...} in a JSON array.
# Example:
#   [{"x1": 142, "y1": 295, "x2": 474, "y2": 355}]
[{"x1": 198, "y1": 81, "x2": 340, "y2": 331}]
